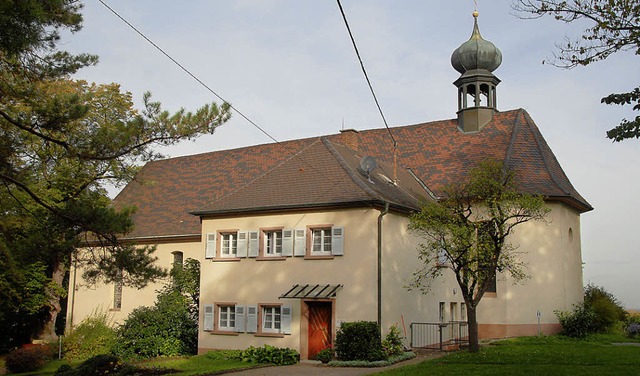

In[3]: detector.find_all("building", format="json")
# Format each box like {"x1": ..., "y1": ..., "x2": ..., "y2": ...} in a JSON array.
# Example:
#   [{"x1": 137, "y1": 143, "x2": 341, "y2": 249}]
[{"x1": 66, "y1": 13, "x2": 591, "y2": 359}]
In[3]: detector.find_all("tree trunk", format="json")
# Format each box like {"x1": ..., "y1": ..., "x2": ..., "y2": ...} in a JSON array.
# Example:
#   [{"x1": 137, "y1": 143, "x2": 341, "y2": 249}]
[
  {"x1": 467, "y1": 305, "x2": 480, "y2": 353},
  {"x1": 39, "y1": 260, "x2": 66, "y2": 341}
]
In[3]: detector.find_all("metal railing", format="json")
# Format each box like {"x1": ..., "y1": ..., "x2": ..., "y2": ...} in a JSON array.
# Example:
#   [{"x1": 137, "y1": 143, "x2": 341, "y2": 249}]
[{"x1": 410, "y1": 321, "x2": 469, "y2": 350}]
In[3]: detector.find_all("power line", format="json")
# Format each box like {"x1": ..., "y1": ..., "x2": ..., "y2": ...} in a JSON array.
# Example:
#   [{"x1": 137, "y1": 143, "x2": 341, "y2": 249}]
[
  {"x1": 97, "y1": 0, "x2": 278, "y2": 145},
  {"x1": 96, "y1": 0, "x2": 346, "y2": 196},
  {"x1": 336, "y1": 0, "x2": 397, "y2": 148}
]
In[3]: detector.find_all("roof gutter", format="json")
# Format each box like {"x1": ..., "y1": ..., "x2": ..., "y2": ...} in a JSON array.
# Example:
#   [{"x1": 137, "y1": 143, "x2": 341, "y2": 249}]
[{"x1": 377, "y1": 201, "x2": 389, "y2": 327}]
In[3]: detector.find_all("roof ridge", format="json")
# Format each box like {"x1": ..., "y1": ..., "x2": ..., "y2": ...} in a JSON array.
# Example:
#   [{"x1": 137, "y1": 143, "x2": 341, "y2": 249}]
[
  {"x1": 321, "y1": 137, "x2": 381, "y2": 201},
  {"x1": 503, "y1": 108, "x2": 524, "y2": 169},
  {"x1": 520, "y1": 111, "x2": 568, "y2": 196}
]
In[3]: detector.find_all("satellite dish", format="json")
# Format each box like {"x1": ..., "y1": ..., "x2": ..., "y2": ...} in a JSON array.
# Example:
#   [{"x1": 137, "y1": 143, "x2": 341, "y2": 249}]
[
  {"x1": 360, "y1": 156, "x2": 377, "y2": 174},
  {"x1": 360, "y1": 156, "x2": 377, "y2": 183}
]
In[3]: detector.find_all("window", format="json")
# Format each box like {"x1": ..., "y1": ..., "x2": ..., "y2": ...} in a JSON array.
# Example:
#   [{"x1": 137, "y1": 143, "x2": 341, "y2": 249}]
[
  {"x1": 306, "y1": 225, "x2": 344, "y2": 257},
  {"x1": 246, "y1": 304, "x2": 292, "y2": 335},
  {"x1": 439, "y1": 302, "x2": 446, "y2": 323},
  {"x1": 263, "y1": 230, "x2": 283, "y2": 256},
  {"x1": 220, "y1": 233, "x2": 238, "y2": 257},
  {"x1": 218, "y1": 305, "x2": 235, "y2": 331},
  {"x1": 113, "y1": 270, "x2": 123, "y2": 310},
  {"x1": 311, "y1": 228, "x2": 332, "y2": 255},
  {"x1": 206, "y1": 230, "x2": 247, "y2": 259},
  {"x1": 172, "y1": 251, "x2": 183, "y2": 270},
  {"x1": 262, "y1": 306, "x2": 282, "y2": 333},
  {"x1": 450, "y1": 302, "x2": 458, "y2": 321},
  {"x1": 461, "y1": 303, "x2": 467, "y2": 321},
  {"x1": 486, "y1": 272, "x2": 497, "y2": 293},
  {"x1": 436, "y1": 248, "x2": 448, "y2": 267}
]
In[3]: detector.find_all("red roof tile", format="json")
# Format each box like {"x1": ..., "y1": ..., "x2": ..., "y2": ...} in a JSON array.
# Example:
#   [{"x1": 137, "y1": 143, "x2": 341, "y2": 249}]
[{"x1": 113, "y1": 108, "x2": 591, "y2": 239}]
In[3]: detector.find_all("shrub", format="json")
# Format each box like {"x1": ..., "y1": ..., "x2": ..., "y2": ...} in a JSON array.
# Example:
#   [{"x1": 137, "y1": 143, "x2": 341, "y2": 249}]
[
  {"x1": 334, "y1": 321, "x2": 385, "y2": 361},
  {"x1": 555, "y1": 302, "x2": 598, "y2": 338},
  {"x1": 112, "y1": 259, "x2": 199, "y2": 360},
  {"x1": 5, "y1": 344, "x2": 53, "y2": 373},
  {"x1": 238, "y1": 345, "x2": 299, "y2": 366},
  {"x1": 315, "y1": 347, "x2": 334, "y2": 363},
  {"x1": 584, "y1": 284, "x2": 627, "y2": 332},
  {"x1": 626, "y1": 323, "x2": 640, "y2": 338},
  {"x1": 63, "y1": 310, "x2": 117, "y2": 361},
  {"x1": 112, "y1": 300, "x2": 196, "y2": 360},
  {"x1": 382, "y1": 324, "x2": 405, "y2": 357}
]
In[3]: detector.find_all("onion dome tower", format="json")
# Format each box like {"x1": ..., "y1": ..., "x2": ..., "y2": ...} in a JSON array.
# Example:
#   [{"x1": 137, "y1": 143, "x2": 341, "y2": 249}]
[{"x1": 451, "y1": 11, "x2": 502, "y2": 133}]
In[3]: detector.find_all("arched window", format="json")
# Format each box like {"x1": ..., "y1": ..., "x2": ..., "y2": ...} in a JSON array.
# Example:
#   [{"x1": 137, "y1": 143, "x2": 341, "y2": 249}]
[{"x1": 172, "y1": 251, "x2": 184, "y2": 270}]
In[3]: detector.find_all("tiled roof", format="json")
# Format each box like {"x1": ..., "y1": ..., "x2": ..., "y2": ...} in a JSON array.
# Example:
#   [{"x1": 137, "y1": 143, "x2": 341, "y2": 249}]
[
  {"x1": 113, "y1": 108, "x2": 592, "y2": 239},
  {"x1": 191, "y1": 138, "x2": 430, "y2": 217}
]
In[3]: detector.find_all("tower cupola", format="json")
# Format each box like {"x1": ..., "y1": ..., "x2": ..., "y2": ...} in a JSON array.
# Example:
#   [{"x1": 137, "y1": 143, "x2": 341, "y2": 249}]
[{"x1": 451, "y1": 11, "x2": 502, "y2": 133}]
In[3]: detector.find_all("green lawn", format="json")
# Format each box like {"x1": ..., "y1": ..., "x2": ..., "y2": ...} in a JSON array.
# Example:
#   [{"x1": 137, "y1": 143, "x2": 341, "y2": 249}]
[
  {"x1": 4, "y1": 352, "x2": 259, "y2": 376},
  {"x1": 376, "y1": 335, "x2": 640, "y2": 376}
]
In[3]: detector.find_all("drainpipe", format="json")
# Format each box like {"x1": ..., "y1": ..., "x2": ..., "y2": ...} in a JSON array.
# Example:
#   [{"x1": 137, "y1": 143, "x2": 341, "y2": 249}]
[{"x1": 377, "y1": 202, "x2": 389, "y2": 327}]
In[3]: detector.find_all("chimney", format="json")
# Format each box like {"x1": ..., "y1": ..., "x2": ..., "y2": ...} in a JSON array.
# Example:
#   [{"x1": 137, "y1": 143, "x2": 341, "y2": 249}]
[{"x1": 339, "y1": 129, "x2": 360, "y2": 152}]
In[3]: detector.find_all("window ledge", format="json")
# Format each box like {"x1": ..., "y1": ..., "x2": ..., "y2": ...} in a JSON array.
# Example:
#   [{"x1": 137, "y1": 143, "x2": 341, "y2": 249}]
[
  {"x1": 211, "y1": 257, "x2": 242, "y2": 262},
  {"x1": 210, "y1": 330, "x2": 239, "y2": 336},
  {"x1": 304, "y1": 255, "x2": 334, "y2": 260},
  {"x1": 254, "y1": 333, "x2": 285, "y2": 338},
  {"x1": 484, "y1": 292, "x2": 497, "y2": 298},
  {"x1": 256, "y1": 257, "x2": 287, "y2": 261}
]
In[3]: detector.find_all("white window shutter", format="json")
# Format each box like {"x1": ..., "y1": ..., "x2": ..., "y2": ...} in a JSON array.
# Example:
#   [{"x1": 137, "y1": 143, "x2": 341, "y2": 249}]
[
  {"x1": 203, "y1": 304, "x2": 214, "y2": 331},
  {"x1": 205, "y1": 233, "x2": 216, "y2": 259},
  {"x1": 246, "y1": 305, "x2": 258, "y2": 333},
  {"x1": 293, "y1": 229, "x2": 306, "y2": 256},
  {"x1": 248, "y1": 231, "x2": 259, "y2": 258},
  {"x1": 282, "y1": 229, "x2": 293, "y2": 256},
  {"x1": 235, "y1": 305, "x2": 246, "y2": 333},
  {"x1": 281, "y1": 305, "x2": 292, "y2": 334},
  {"x1": 331, "y1": 227, "x2": 344, "y2": 256},
  {"x1": 237, "y1": 232, "x2": 248, "y2": 258}
]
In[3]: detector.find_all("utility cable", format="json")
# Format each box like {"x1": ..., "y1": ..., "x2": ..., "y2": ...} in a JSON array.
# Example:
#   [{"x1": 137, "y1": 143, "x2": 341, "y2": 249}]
[
  {"x1": 97, "y1": 0, "x2": 278, "y2": 145},
  {"x1": 336, "y1": 0, "x2": 397, "y2": 148}
]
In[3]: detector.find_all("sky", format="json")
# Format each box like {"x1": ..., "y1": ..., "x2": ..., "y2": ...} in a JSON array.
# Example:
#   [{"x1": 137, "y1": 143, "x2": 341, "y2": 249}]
[{"x1": 63, "y1": 1, "x2": 640, "y2": 309}]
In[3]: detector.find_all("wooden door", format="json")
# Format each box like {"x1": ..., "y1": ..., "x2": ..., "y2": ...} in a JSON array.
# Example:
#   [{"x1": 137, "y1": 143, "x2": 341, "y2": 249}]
[{"x1": 308, "y1": 302, "x2": 332, "y2": 359}]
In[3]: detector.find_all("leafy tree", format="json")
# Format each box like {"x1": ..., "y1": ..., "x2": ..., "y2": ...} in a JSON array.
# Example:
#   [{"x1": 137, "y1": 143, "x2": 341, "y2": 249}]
[
  {"x1": 408, "y1": 159, "x2": 549, "y2": 352},
  {"x1": 512, "y1": 1, "x2": 640, "y2": 142},
  {"x1": 0, "y1": 1, "x2": 231, "y2": 343}
]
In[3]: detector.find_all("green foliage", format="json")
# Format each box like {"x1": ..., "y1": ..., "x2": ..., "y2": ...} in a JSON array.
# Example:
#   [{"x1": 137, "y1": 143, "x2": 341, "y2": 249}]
[
  {"x1": 409, "y1": 159, "x2": 548, "y2": 352},
  {"x1": 382, "y1": 324, "x2": 405, "y2": 357},
  {"x1": 556, "y1": 284, "x2": 627, "y2": 337},
  {"x1": 112, "y1": 259, "x2": 200, "y2": 360},
  {"x1": 555, "y1": 302, "x2": 598, "y2": 338},
  {"x1": 584, "y1": 284, "x2": 627, "y2": 331},
  {"x1": 0, "y1": 0, "x2": 230, "y2": 344},
  {"x1": 55, "y1": 354, "x2": 122, "y2": 376},
  {"x1": 335, "y1": 321, "x2": 385, "y2": 361},
  {"x1": 63, "y1": 310, "x2": 117, "y2": 362},
  {"x1": 5, "y1": 344, "x2": 53, "y2": 373},
  {"x1": 513, "y1": 0, "x2": 640, "y2": 142},
  {"x1": 315, "y1": 347, "x2": 335, "y2": 363},
  {"x1": 237, "y1": 345, "x2": 300, "y2": 366}
]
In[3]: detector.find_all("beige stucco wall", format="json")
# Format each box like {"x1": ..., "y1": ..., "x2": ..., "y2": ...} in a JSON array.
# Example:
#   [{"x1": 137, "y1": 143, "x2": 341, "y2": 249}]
[
  {"x1": 66, "y1": 201, "x2": 584, "y2": 351},
  {"x1": 197, "y1": 208, "x2": 382, "y2": 354},
  {"x1": 381, "y1": 201, "x2": 584, "y2": 341},
  {"x1": 476, "y1": 201, "x2": 584, "y2": 337},
  {"x1": 66, "y1": 240, "x2": 202, "y2": 329}
]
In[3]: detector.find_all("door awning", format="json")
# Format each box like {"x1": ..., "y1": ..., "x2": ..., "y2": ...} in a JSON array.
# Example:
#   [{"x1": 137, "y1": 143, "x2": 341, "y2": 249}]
[{"x1": 279, "y1": 284, "x2": 342, "y2": 299}]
